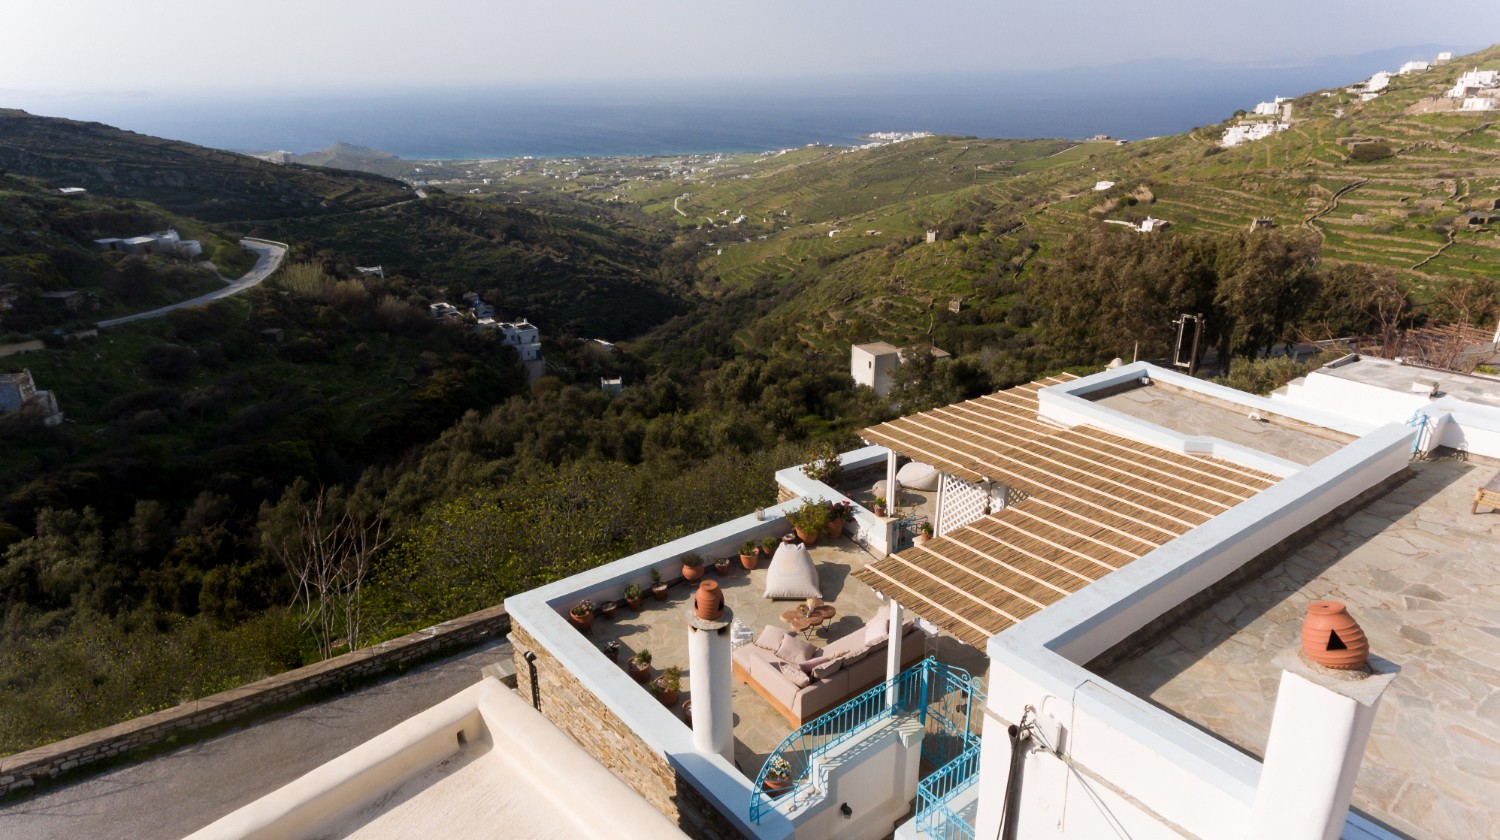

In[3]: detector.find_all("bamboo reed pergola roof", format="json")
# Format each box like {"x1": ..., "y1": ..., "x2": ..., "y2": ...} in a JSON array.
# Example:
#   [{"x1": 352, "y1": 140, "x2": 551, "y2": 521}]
[{"x1": 852, "y1": 375, "x2": 1281, "y2": 647}]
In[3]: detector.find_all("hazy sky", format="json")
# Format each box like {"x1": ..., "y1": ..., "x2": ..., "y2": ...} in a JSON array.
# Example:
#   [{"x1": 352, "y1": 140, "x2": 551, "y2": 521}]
[{"x1": 4, "y1": 0, "x2": 1496, "y2": 93}]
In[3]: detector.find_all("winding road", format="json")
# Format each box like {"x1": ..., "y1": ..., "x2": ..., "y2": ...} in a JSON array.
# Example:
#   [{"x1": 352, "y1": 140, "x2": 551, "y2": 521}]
[{"x1": 97, "y1": 238, "x2": 287, "y2": 328}]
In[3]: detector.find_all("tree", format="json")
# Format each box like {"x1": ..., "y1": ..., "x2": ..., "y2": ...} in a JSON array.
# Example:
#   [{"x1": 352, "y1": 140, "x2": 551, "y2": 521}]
[{"x1": 259, "y1": 482, "x2": 389, "y2": 660}]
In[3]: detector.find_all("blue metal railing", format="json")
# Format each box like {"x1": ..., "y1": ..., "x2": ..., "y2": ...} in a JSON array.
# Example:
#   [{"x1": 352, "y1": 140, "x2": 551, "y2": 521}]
[
  {"x1": 1407, "y1": 410, "x2": 1430, "y2": 458},
  {"x1": 915, "y1": 743, "x2": 982, "y2": 840},
  {"x1": 748, "y1": 657, "x2": 986, "y2": 827}
]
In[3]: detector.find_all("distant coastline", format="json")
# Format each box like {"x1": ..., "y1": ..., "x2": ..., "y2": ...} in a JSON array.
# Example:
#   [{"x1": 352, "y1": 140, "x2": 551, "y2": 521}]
[{"x1": 5, "y1": 46, "x2": 1473, "y2": 159}]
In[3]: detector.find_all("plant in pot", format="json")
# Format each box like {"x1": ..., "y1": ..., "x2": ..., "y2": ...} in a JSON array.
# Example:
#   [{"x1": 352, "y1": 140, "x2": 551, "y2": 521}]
[
  {"x1": 759, "y1": 536, "x2": 779, "y2": 562},
  {"x1": 872, "y1": 495, "x2": 887, "y2": 518},
  {"x1": 739, "y1": 540, "x2": 760, "y2": 570},
  {"x1": 713, "y1": 555, "x2": 733, "y2": 576},
  {"x1": 681, "y1": 552, "x2": 704, "y2": 581},
  {"x1": 915, "y1": 521, "x2": 933, "y2": 545},
  {"x1": 825, "y1": 500, "x2": 853, "y2": 539},
  {"x1": 649, "y1": 568, "x2": 669, "y2": 600},
  {"x1": 623, "y1": 583, "x2": 643, "y2": 610},
  {"x1": 653, "y1": 665, "x2": 682, "y2": 706},
  {"x1": 681, "y1": 698, "x2": 692, "y2": 727},
  {"x1": 788, "y1": 497, "x2": 831, "y2": 545},
  {"x1": 600, "y1": 640, "x2": 621, "y2": 662},
  {"x1": 800, "y1": 443, "x2": 842, "y2": 486},
  {"x1": 570, "y1": 599, "x2": 595, "y2": 631},
  {"x1": 627, "y1": 648, "x2": 652, "y2": 683},
  {"x1": 762, "y1": 755, "x2": 794, "y2": 796},
  {"x1": 599, "y1": 599, "x2": 618, "y2": 619}
]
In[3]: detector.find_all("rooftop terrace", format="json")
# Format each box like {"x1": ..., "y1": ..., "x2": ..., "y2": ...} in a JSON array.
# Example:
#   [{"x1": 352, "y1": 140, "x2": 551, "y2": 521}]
[
  {"x1": 584, "y1": 536, "x2": 986, "y2": 778},
  {"x1": 1102, "y1": 454, "x2": 1500, "y2": 840}
]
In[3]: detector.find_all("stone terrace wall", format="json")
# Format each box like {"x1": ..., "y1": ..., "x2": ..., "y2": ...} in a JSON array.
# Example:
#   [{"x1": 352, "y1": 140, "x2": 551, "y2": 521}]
[
  {"x1": 510, "y1": 622, "x2": 748, "y2": 840},
  {"x1": 0, "y1": 605, "x2": 510, "y2": 798}
]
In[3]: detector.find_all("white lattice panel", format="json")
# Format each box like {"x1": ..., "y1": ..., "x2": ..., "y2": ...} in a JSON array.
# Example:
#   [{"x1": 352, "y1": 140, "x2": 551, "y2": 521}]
[{"x1": 936, "y1": 473, "x2": 989, "y2": 536}]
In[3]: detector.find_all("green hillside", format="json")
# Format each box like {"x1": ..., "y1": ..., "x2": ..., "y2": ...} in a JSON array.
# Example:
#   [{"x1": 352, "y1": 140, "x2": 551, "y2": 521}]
[{"x1": 0, "y1": 110, "x2": 413, "y2": 222}]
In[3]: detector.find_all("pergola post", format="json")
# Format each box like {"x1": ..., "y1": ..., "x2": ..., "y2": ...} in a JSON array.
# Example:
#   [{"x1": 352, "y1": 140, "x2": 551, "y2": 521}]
[
  {"x1": 885, "y1": 598, "x2": 904, "y2": 708},
  {"x1": 885, "y1": 449, "x2": 900, "y2": 553}
]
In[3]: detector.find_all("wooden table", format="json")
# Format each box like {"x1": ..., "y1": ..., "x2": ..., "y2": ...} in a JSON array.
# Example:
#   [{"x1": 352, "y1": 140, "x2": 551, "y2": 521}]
[{"x1": 781, "y1": 604, "x2": 837, "y2": 638}]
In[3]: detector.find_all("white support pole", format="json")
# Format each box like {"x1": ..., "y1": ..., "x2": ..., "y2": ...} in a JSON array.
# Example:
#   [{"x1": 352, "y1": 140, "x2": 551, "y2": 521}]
[
  {"x1": 688, "y1": 607, "x2": 735, "y2": 764},
  {"x1": 885, "y1": 599, "x2": 904, "y2": 707},
  {"x1": 1250, "y1": 651, "x2": 1398, "y2": 840},
  {"x1": 885, "y1": 448, "x2": 901, "y2": 554}
]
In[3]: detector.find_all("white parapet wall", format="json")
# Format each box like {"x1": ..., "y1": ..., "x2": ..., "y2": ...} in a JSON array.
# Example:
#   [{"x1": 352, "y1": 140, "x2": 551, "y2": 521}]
[{"x1": 971, "y1": 420, "x2": 1415, "y2": 840}]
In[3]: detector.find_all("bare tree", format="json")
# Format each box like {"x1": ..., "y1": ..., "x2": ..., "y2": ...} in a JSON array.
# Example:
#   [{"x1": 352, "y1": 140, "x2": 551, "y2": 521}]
[{"x1": 260, "y1": 482, "x2": 390, "y2": 660}]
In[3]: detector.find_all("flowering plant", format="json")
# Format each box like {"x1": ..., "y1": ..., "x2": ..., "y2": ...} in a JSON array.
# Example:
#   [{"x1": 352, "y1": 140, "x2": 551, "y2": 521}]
[
  {"x1": 571, "y1": 599, "x2": 595, "y2": 617},
  {"x1": 766, "y1": 755, "x2": 793, "y2": 780}
]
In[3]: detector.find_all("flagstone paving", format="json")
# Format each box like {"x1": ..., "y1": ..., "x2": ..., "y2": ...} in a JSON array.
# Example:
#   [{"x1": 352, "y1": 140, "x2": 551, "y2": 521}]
[
  {"x1": 1102, "y1": 454, "x2": 1500, "y2": 840},
  {"x1": 586, "y1": 535, "x2": 986, "y2": 779}
]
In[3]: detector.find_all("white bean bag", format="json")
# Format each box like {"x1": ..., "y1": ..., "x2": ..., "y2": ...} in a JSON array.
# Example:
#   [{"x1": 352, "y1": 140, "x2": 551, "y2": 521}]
[
  {"x1": 897, "y1": 461, "x2": 939, "y2": 492},
  {"x1": 763, "y1": 541, "x2": 821, "y2": 600}
]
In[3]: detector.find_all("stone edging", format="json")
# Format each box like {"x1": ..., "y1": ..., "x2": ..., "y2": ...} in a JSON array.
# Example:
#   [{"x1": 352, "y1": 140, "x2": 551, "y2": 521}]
[{"x1": 0, "y1": 604, "x2": 510, "y2": 798}]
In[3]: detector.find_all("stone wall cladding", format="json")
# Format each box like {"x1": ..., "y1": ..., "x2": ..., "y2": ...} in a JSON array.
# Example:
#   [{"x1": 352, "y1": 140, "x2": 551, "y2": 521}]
[
  {"x1": 0, "y1": 604, "x2": 510, "y2": 798},
  {"x1": 510, "y1": 621, "x2": 748, "y2": 840}
]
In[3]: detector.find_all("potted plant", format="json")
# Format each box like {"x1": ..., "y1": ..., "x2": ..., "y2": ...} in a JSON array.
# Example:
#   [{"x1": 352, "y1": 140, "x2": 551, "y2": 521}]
[
  {"x1": 799, "y1": 443, "x2": 842, "y2": 485},
  {"x1": 762, "y1": 755, "x2": 794, "y2": 795},
  {"x1": 825, "y1": 500, "x2": 853, "y2": 539},
  {"x1": 627, "y1": 648, "x2": 652, "y2": 683},
  {"x1": 600, "y1": 640, "x2": 621, "y2": 662},
  {"x1": 739, "y1": 540, "x2": 759, "y2": 570},
  {"x1": 681, "y1": 552, "x2": 704, "y2": 581},
  {"x1": 788, "y1": 498, "x2": 831, "y2": 545},
  {"x1": 873, "y1": 495, "x2": 887, "y2": 518},
  {"x1": 650, "y1": 568, "x2": 669, "y2": 600},
  {"x1": 681, "y1": 698, "x2": 693, "y2": 727},
  {"x1": 653, "y1": 665, "x2": 682, "y2": 706},
  {"x1": 915, "y1": 521, "x2": 933, "y2": 546},
  {"x1": 570, "y1": 599, "x2": 595, "y2": 631},
  {"x1": 623, "y1": 583, "x2": 644, "y2": 610},
  {"x1": 599, "y1": 599, "x2": 618, "y2": 619},
  {"x1": 759, "y1": 536, "x2": 779, "y2": 562},
  {"x1": 713, "y1": 555, "x2": 733, "y2": 576}
]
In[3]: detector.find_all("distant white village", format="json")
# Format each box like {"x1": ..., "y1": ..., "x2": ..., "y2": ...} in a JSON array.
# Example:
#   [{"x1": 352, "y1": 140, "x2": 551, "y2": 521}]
[
  {"x1": 429, "y1": 292, "x2": 545, "y2": 381},
  {"x1": 1220, "y1": 49, "x2": 1498, "y2": 148},
  {"x1": 92, "y1": 227, "x2": 203, "y2": 260}
]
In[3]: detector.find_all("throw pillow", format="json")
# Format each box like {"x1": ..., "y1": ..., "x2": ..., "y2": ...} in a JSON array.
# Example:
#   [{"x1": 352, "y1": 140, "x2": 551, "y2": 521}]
[
  {"x1": 798, "y1": 655, "x2": 830, "y2": 674},
  {"x1": 775, "y1": 634, "x2": 820, "y2": 665},
  {"x1": 811, "y1": 657, "x2": 845, "y2": 680},
  {"x1": 777, "y1": 661, "x2": 812, "y2": 688},
  {"x1": 754, "y1": 625, "x2": 790, "y2": 652},
  {"x1": 863, "y1": 618, "x2": 889, "y2": 647}
]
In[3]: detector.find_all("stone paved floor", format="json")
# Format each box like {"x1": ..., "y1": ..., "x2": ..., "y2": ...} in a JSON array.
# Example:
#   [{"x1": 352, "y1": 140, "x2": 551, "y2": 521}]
[
  {"x1": 587, "y1": 535, "x2": 985, "y2": 779},
  {"x1": 1102, "y1": 454, "x2": 1500, "y2": 839},
  {"x1": 1092, "y1": 384, "x2": 1348, "y2": 465}
]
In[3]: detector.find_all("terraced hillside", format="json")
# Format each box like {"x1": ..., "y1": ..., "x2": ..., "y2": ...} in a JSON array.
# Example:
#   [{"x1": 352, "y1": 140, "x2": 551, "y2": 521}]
[{"x1": 564, "y1": 46, "x2": 1500, "y2": 354}]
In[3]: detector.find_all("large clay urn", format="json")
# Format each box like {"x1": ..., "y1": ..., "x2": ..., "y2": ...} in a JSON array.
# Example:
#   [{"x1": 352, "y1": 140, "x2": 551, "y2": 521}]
[
  {"x1": 1301, "y1": 600, "x2": 1369, "y2": 670},
  {"x1": 694, "y1": 579, "x2": 724, "y2": 621}
]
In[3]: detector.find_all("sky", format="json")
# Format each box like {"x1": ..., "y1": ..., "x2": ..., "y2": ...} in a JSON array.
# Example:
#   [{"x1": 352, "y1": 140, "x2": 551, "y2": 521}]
[{"x1": 4, "y1": 0, "x2": 1497, "y2": 94}]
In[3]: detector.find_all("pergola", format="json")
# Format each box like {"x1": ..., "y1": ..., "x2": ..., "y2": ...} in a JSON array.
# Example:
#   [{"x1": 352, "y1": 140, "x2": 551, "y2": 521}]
[{"x1": 854, "y1": 376, "x2": 1280, "y2": 647}]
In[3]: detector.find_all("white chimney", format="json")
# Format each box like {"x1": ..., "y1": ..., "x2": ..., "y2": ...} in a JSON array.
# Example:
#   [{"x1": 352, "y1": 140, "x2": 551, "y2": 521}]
[{"x1": 687, "y1": 591, "x2": 734, "y2": 763}]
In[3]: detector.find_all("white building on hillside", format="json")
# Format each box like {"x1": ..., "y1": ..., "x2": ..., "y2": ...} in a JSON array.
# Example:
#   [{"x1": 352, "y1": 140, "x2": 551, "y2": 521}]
[
  {"x1": 1398, "y1": 60, "x2": 1430, "y2": 75},
  {"x1": 0, "y1": 369, "x2": 63, "y2": 426},
  {"x1": 851, "y1": 341, "x2": 950, "y2": 397},
  {"x1": 95, "y1": 227, "x2": 202, "y2": 259},
  {"x1": 1221, "y1": 121, "x2": 1288, "y2": 147},
  {"x1": 1462, "y1": 97, "x2": 1497, "y2": 111},
  {"x1": 1251, "y1": 96, "x2": 1287, "y2": 116},
  {"x1": 1366, "y1": 70, "x2": 1392, "y2": 92}
]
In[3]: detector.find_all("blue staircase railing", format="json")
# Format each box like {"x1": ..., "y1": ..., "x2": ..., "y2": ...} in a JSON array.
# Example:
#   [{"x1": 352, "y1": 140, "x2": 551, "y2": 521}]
[
  {"x1": 915, "y1": 742, "x2": 982, "y2": 840},
  {"x1": 1406, "y1": 410, "x2": 1430, "y2": 458},
  {"x1": 748, "y1": 657, "x2": 986, "y2": 827}
]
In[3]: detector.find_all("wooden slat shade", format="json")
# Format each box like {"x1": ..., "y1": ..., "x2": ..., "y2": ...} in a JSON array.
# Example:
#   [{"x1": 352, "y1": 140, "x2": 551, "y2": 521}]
[{"x1": 853, "y1": 375, "x2": 1280, "y2": 647}]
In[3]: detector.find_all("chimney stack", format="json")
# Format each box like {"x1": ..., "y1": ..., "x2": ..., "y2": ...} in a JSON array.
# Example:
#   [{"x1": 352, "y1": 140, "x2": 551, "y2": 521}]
[{"x1": 687, "y1": 582, "x2": 733, "y2": 763}]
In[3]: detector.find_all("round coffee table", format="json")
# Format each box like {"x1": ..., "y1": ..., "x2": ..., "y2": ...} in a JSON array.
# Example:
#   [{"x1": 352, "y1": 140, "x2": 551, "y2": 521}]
[{"x1": 781, "y1": 604, "x2": 837, "y2": 638}]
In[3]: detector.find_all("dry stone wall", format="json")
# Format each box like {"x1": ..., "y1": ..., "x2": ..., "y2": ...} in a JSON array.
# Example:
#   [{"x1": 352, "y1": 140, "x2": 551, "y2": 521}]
[
  {"x1": 0, "y1": 605, "x2": 510, "y2": 798},
  {"x1": 510, "y1": 622, "x2": 748, "y2": 840}
]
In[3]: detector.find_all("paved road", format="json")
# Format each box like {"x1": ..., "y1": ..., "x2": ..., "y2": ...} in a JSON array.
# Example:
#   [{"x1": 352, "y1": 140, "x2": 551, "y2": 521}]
[
  {"x1": 0, "y1": 639, "x2": 512, "y2": 840},
  {"x1": 97, "y1": 240, "x2": 287, "y2": 328}
]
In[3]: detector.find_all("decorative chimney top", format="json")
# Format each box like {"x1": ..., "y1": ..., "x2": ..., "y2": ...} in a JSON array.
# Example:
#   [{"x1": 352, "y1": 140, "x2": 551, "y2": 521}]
[
  {"x1": 693, "y1": 579, "x2": 724, "y2": 621},
  {"x1": 1301, "y1": 601, "x2": 1370, "y2": 671}
]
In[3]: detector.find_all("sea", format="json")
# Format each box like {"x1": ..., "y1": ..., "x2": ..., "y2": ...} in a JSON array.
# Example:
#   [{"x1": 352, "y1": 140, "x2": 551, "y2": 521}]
[{"x1": 5, "y1": 47, "x2": 1466, "y2": 160}]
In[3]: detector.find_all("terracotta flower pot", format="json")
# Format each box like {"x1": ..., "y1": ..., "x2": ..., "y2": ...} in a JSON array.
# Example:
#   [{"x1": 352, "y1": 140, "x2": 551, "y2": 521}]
[
  {"x1": 914, "y1": 533, "x2": 929, "y2": 546},
  {"x1": 713, "y1": 560, "x2": 732, "y2": 576},
  {"x1": 825, "y1": 518, "x2": 845, "y2": 539},
  {"x1": 695, "y1": 580, "x2": 724, "y2": 620},
  {"x1": 627, "y1": 659, "x2": 651, "y2": 683},
  {"x1": 599, "y1": 601, "x2": 618, "y2": 619},
  {"x1": 570, "y1": 610, "x2": 594, "y2": 631},
  {"x1": 873, "y1": 505, "x2": 886, "y2": 518},
  {"x1": 795, "y1": 526, "x2": 820, "y2": 546},
  {"x1": 625, "y1": 595, "x2": 643, "y2": 610},
  {"x1": 682, "y1": 565, "x2": 704, "y2": 581},
  {"x1": 762, "y1": 777, "x2": 793, "y2": 797},
  {"x1": 1302, "y1": 600, "x2": 1369, "y2": 670},
  {"x1": 653, "y1": 678, "x2": 679, "y2": 707},
  {"x1": 650, "y1": 583, "x2": 669, "y2": 601},
  {"x1": 739, "y1": 552, "x2": 758, "y2": 570},
  {"x1": 682, "y1": 699, "x2": 693, "y2": 727}
]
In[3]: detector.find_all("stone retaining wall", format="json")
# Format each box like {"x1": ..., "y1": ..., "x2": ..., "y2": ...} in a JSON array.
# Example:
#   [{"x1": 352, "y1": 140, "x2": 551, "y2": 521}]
[
  {"x1": 0, "y1": 605, "x2": 510, "y2": 798},
  {"x1": 510, "y1": 622, "x2": 747, "y2": 840}
]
